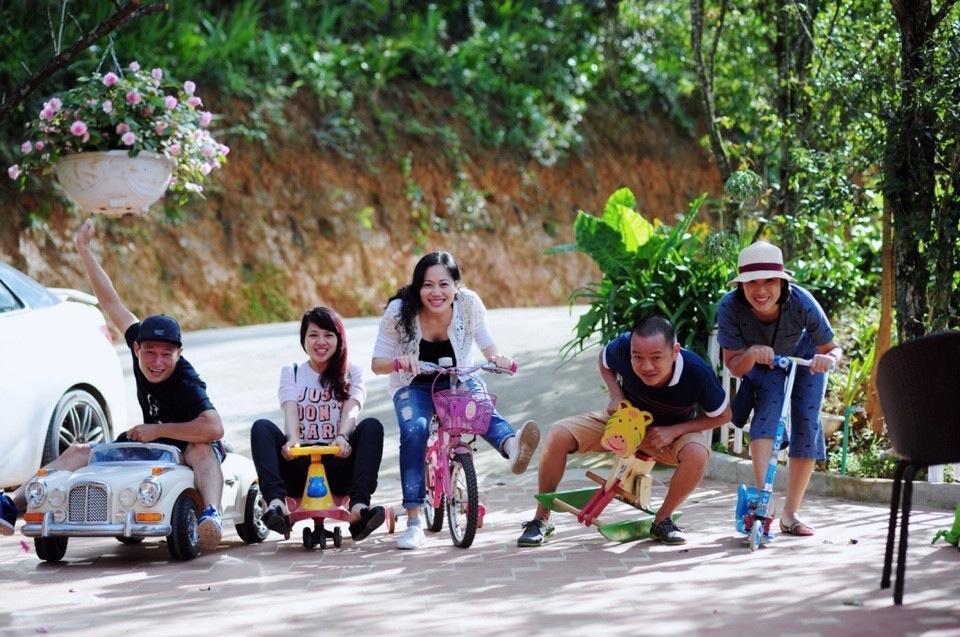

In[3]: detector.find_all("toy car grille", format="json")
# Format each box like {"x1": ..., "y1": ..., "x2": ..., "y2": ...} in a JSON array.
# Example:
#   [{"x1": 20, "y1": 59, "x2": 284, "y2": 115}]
[{"x1": 68, "y1": 484, "x2": 109, "y2": 523}]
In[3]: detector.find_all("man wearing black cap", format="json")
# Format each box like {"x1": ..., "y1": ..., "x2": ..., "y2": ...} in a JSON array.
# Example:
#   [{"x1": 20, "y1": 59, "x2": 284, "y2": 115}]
[{"x1": 0, "y1": 219, "x2": 227, "y2": 552}]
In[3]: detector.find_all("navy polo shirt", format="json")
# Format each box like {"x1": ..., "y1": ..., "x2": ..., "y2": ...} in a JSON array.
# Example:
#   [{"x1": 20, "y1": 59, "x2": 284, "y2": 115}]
[
  {"x1": 123, "y1": 323, "x2": 215, "y2": 444},
  {"x1": 602, "y1": 333, "x2": 728, "y2": 426}
]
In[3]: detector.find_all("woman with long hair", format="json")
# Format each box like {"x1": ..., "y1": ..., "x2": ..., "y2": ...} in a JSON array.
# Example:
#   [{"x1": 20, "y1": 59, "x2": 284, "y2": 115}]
[
  {"x1": 372, "y1": 251, "x2": 540, "y2": 550},
  {"x1": 251, "y1": 306, "x2": 386, "y2": 543}
]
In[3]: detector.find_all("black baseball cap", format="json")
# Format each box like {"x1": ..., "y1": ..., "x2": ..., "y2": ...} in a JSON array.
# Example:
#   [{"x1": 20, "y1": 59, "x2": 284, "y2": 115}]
[{"x1": 137, "y1": 314, "x2": 182, "y2": 347}]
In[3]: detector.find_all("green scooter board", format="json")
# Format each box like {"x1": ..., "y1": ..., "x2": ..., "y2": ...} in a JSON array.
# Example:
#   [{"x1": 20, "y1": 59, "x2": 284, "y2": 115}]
[
  {"x1": 597, "y1": 512, "x2": 681, "y2": 543},
  {"x1": 535, "y1": 488, "x2": 599, "y2": 512}
]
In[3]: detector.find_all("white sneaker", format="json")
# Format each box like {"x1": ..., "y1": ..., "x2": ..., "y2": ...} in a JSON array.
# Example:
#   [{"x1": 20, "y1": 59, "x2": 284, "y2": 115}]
[
  {"x1": 396, "y1": 524, "x2": 426, "y2": 550},
  {"x1": 510, "y1": 420, "x2": 540, "y2": 474}
]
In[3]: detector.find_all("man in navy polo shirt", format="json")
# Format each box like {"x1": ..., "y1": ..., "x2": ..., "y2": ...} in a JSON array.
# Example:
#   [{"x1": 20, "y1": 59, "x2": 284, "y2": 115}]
[
  {"x1": 0, "y1": 219, "x2": 227, "y2": 552},
  {"x1": 517, "y1": 315, "x2": 731, "y2": 547}
]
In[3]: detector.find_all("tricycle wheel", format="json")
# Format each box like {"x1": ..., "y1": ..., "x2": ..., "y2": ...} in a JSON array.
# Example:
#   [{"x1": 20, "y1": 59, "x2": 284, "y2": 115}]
[
  {"x1": 235, "y1": 483, "x2": 269, "y2": 544},
  {"x1": 333, "y1": 526, "x2": 342, "y2": 548},
  {"x1": 115, "y1": 536, "x2": 144, "y2": 545},
  {"x1": 318, "y1": 528, "x2": 327, "y2": 550},
  {"x1": 302, "y1": 527, "x2": 314, "y2": 550},
  {"x1": 166, "y1": 493, "x2": 199, "y2": 560},
  {"x1": 35, "y1": 537, "x2": 68, "y2": 562}
]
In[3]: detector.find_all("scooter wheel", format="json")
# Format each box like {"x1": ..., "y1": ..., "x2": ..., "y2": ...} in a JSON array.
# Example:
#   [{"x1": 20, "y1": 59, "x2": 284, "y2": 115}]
[{"x1": 749, "y1": 519, "x2": 763, "y2": 552}]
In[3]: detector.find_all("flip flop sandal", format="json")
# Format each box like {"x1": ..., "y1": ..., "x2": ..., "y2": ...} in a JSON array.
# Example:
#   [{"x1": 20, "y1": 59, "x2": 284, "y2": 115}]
[{"x1": 779, "y1": 519, "x2": 815, "y2": 536}]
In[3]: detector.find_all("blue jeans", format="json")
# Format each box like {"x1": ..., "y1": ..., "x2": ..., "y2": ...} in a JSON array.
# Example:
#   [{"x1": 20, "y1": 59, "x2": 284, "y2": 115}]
[{"x1": 393, "y1": 376, "x2": 514, "y2": 509}]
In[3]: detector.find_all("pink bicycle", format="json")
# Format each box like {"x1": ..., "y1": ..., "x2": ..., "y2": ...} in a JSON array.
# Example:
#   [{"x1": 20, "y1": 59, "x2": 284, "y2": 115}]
[{"x1": 417, "y1": 358, "x2": 516, "y2": 548}]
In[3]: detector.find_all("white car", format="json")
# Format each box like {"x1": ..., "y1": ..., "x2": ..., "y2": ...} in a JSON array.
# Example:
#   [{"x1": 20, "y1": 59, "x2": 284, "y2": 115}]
[
  {"x1": 0, "y1": 261, "x2": 127, "y2": 488},
  {"x1": 20, "y1": 442, "x2": 268, "y2": 561}
]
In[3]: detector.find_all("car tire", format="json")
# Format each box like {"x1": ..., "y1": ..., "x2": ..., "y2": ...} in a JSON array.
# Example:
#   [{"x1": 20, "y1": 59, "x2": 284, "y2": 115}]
[
  {"x1": 42, "y1": 389, "x2": 110, "y2": 464},
  {"x1": 35, "y1": 536, "x2": 68, "y2": 562},
  {"x1": 166, "y1": 493, "x2": 199, "y2": 561},
  {"x1": 235, "y1": 483, "x2": 269, "y2": 544}
]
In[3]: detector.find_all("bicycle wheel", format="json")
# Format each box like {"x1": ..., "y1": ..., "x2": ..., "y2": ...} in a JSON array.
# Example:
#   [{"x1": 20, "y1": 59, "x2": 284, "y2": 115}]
[
  {"x1": 422, "y1": 450, "x2": 445, "y2": 532},
  {"x1": 446, "y1": 452, "x2": 479, "y2": 548}
]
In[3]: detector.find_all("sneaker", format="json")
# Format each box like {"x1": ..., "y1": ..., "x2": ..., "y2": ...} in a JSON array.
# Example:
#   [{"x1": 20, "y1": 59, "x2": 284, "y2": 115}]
[
  {"x1": 509, "y1": 420, "x2": 541, "y2": 475},
  {"x1": 197, "y1": 505, "x2": 223, "y2": 551},
  {"x1": 261, "y1": 504, "x2": 292, "y2": 537},
  {"x1": 349, "y1": 505, "x2": 386, "y2": 542},
  {"x1": 0, "y1": 492, "x2": 16, "y2": 536},
  {"x1": 650, "y1": 518, "x2": 686, "y2": 545},
  {"x1": 517, "y1": 518, "x2": 555, "y2": 547},
  {"x1": 396, "y1": 523, "x2": 426, "y2": 550}
]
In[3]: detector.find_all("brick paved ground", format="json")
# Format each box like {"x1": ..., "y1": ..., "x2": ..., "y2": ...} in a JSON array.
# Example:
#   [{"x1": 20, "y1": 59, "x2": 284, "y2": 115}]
[{"x1": 2, "y1": 458, "x2": 958, "y2": 637}]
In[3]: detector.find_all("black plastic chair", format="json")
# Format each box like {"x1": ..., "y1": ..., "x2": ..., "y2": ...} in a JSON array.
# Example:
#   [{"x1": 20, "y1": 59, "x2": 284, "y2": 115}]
[{"x1": 877, "y1": 331, "x2": 960, "y2": 605}]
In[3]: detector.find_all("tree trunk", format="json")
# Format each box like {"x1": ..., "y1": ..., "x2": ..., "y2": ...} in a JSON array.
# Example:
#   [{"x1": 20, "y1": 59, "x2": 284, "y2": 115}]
[{"x1": 866, "y1": 202, "x2": 895, "y2": 433}]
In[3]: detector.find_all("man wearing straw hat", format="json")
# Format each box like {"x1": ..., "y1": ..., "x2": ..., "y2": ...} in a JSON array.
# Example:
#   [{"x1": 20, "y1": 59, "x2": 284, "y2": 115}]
[{"x1": 718, "y1": 240, "x2": 842, "y2": 537}]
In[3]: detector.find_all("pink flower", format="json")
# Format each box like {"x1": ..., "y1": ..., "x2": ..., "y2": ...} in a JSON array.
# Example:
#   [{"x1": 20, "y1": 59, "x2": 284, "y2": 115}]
[
  {"x1": 8, "y1": 165, "x2": 21, "y2": 180},
  {"x1": 20, "y1": 141, "x2": 32, "y2": 154},
  {"x1": 200, "y1": 162, "x2": 212, "y2": 175},
  {"x1": 143, "y1": 106, "x2": 154, "y2": 116},
  {"x1": 183, "y1": 80, "x2": 196, "y2": 95},
  {"x1": 34, "y1": 141, "x2": 45, "y2": 151},
  {"x1": 168, "y1": 143, "x2": 181, "y2": 157},
  {"x1": 186, "y1": 96, "x2": 202, "y2": 108},
  {"x1": 129, "y1": 61, "x2": 140, "y2": 72},
  {"x1": 39, "y1": 107, "x2": 55, "y2": 121},
  {"x1": 116, "y1": 123, "x2": 130, "y2": 135},
  {"x1": 201, "y1": 145, "x2": 215, "y2": 158},
  {"x1": 103, "y1": 72, "x2": 119, "y2": 87},
  {"x1": 102, "y1": 100, "x2": 113, "y2": 114},
  {"x1": 199, "y1": 111, "x2": 213, "y2": 127},
  {"x1": 220, "y1": 144, "x2": 230, "y2": 156},
  {"x1": 70, "y1": 121, "x2": 88, "y2": 136},
  {"x1": 48, "y1": 98, "x2": 62, "y2": 112},
  {"x1": 164, "y1": 96, "x2": 178, "y2": 110},
  {"x1": 151, "y1": 68, "x2": 163, "y2": 81},
  {"x1": 126, "y1": 90, "x2": 141, "y2": 105},
  {"x1": 154, "y1": 123, "x2": 167, "y2": 135},
  {"x1": 121, "y1": 132, "x2": 137, "y2": 146}
]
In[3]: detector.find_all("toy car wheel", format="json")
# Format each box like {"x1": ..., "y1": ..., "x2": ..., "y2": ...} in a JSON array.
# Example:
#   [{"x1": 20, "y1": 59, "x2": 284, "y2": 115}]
[
  {"x1": 333, "y1": 526, "x2": 342, "y2": 548},
  {"x1": 35, "y1": 536, "x2": 68, "y2": 562},
  {"x1": 235, "y1": 483, "x2": 269, "y2": 544},
  {"x1": 302, "y1": 527, "x2": 314, "y2": 550},
  {"x1": 166, "y1": 493, "x2": 199, "y2": 560},
  {"x1": 115, "y1": 536, "x2": 145, "y2": 545},
  {"x1": 43, "y1": 389, "x2": 110, "y2": 464}
]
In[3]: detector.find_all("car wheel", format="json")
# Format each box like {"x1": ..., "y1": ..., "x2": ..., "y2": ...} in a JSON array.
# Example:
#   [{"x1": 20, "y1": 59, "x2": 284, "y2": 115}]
[
  {"x1": 166, "y1": 493, "x2": 199, "y2": 561},
  {"x1": 35, "y1": 537, "x2": 68, "y2": 562},
  {"x1": 43, "y1": 389, "x2": 110, "y2": 464},
  {"x1": 235, "y1": 483, "x2": 269, "y2": 544}
]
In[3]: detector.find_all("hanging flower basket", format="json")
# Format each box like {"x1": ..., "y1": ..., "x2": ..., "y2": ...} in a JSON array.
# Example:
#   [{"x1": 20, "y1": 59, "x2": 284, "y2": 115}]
[
  {"x1": 54, "y1": 150, "x2": 174, "y2": 216},
  {"x1": 8, "y1": 60, "x2": 228, "y2": 216}
]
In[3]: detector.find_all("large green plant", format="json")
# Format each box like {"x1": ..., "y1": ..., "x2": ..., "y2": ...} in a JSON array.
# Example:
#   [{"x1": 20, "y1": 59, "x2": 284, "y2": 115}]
[{"x1": 548, "y1": 188, "x2": 734, "y2": 359}]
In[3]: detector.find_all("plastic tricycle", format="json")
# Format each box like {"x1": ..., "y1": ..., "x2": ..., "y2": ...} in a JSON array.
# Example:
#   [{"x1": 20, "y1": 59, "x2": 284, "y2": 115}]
[
  {"x1": 535, "y1": 401, "x2": 679, "y2": 542},
  {"x1": 285, "y1": 444, "x2": 349, "y2": 550}
]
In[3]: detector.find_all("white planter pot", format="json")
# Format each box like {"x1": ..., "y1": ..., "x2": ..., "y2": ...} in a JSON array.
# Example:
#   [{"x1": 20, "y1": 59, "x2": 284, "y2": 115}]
[{"x1": 54, "y1": 150, "x2": 173, "y2": 217}]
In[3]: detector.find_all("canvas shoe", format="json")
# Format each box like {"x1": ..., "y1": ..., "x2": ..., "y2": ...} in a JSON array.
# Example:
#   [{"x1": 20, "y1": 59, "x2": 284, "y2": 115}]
[
  {"x1": 517, "y1": 518, "x2": 555, "y2": 547},
  {"x1": 197, "y1": 505, "x2": 223, "y2": 551},
  {"x1": 261, "y1": 503, "x2": 292, "y2": 537},
  {"x1": 650, "y1": 518, "x2": 686, "y2": 545},
  {"x1": 396, "y1": 523, "x2": 426, "y2": 550},
  {"x1": 349, "y1": 505, "x2": 386, "y2": 542},
  {"x1": 509, "y1": 420, "x2": 541, "y2": 475},
  {"x1": 0, "y1": 492, "x2": 16, "y2": 536}
]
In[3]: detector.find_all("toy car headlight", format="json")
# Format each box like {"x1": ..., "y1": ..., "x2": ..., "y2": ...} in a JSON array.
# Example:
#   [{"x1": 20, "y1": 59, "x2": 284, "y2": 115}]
[
  {"x1": 137, "y1": 478, "x2": 162, "y2": 506},
  {"x1": 48, "y1": 488, "x2": 66, "y2": 508},
  {"x1": 119, "y1": 488, "x2": 137, "y2": 508},
  {"x1": 26, "y1": 480, "x2": 47, "y2": 507}
]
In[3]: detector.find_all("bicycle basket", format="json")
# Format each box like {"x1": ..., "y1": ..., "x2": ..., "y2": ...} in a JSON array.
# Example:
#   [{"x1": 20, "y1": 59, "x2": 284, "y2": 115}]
[{"x1": 432, "y1": 388, "x2": 496, "y2": 435}]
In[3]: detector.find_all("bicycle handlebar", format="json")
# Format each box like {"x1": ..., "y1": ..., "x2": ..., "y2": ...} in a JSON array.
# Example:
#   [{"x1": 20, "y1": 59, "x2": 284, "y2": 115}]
[{"x1": 416, "y1": 360, "x2": 518, "y2": 376}]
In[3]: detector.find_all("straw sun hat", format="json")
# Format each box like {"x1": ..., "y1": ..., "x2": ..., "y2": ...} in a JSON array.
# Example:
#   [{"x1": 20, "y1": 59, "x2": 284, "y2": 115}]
[{"x1": 728, "y1": 240, "x2": 795, "y2": 286}]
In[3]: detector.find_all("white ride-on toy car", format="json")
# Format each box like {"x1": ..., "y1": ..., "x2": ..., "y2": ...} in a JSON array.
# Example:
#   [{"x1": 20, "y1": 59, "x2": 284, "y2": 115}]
[{"x1": 20, "y1": 442, "x2": 268, "y2": 561}]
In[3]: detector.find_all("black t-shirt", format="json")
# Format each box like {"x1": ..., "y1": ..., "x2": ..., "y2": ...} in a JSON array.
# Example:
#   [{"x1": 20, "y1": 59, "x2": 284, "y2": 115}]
[
  {"x1": 122, "y1": 323, "x2": 215, "y2": 450},
  {"x1": 413, "y1": 338, "x2": 456, "y2": 386}
]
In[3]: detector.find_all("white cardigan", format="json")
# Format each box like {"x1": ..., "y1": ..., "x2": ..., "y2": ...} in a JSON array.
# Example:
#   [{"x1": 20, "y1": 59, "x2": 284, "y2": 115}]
[{"x1": 372, "y1": 287, "x2": 496, "y2": 396}]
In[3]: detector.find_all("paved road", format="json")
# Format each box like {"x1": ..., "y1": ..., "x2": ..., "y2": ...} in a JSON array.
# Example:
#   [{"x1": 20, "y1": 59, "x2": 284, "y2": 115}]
[{"x1": 2, "y1": 307, "x2": 958, "y2": 636}]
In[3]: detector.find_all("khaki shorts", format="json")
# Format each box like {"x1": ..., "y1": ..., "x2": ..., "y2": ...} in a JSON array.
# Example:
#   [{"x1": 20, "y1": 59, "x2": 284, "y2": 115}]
[{"x1": 556, "y1": 410, "x2": 709, "y2": 466}]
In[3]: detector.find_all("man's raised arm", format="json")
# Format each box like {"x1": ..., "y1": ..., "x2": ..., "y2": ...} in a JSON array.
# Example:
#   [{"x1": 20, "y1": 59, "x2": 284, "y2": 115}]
[{"x1": 74, "y1": 217, "x2": 138, "y2": 334}]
